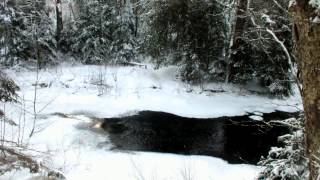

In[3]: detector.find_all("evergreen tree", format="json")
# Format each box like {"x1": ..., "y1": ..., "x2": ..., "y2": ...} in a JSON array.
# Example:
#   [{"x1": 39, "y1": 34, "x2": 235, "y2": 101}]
[
  {"x1": 0, "y1": 0, "x2": 56, "y2": 68},
  {"x1": 110, "y1": 0, "x2": 137, "y2": 64},
  {"x1": 62, "y1": 0, "x2": 136, "y2": 64},
  {"x1": 0, "y1": 71, "x2": 19, "y2": 102},
  {"x1": 228, "y1": 0, "x2": 292, "y2": 96},
  {"x1": 143, "y1": 0, "x2": 226, "y2": 84},
  {"x1": 62, "y1": 0, "x2": 114, "y2": 64}
]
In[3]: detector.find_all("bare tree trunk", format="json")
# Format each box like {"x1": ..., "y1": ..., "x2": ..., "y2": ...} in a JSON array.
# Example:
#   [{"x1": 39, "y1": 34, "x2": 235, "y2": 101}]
[
  {"x1": 56, "y1": 0, "x2": 63, "y2": 47},
  {"x1": 290, "y1": 1, "x2": 320, "y2": 179},
  {"x1": 232, "y1": 0, "x2": 248, "y2": 43},
  {"x1": 132, "y1": 0, "x2": 139, "y2": 37},
  {"x1": 116, "y1": 0, "x2": 125, "y2": 13},
  {"x1": 226, "y1": 0, "x2": 248, "y2": 82},
  {"x1": 224, "y1": 0, "x2": 236, "y2": 83}
]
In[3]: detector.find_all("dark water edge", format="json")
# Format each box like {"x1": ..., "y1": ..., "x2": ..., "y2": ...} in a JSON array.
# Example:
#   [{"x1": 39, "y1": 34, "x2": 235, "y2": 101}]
[{"x1": 101, "y1": 111, "x2": 299, "y2": 164}]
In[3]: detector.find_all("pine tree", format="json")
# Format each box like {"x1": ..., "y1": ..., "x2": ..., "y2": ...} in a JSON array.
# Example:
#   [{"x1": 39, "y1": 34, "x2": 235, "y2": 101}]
[
  {"x1": 62, "y1": 0, "x2": 136, "y2": 64},
  {"x1": 143, "y1": 0, "x2": 226, "y2": 84},
  {"x1": 110, "y1": 0, "x2": 136, "y2": 64},
  {"x1": 66, "y1": 0, "x2": 114, "y2": 64},
  {"x1": 0, "y1": 0, "x2": 56, "y2": 68}
]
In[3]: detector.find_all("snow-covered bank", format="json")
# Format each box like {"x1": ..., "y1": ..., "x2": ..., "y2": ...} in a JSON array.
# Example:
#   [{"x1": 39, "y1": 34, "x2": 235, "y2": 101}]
[
  {"x1": 0, "y1": 64, "x2": 302, "y2": 180},
  {"x1": 7, "y1": 64, "x2": 302, "y2": 119}
]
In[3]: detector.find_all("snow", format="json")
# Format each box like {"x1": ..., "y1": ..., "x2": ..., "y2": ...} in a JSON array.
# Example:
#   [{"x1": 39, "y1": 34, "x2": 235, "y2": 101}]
[
  {"x1": 0, "y1": 168, "x2": 38, "y2": 180},
  {"x1": 310, "y1": 0, "x2": 320, "y2": 9},
  {"x1": 249, "y1": 115, "x2": 263, "y2": 121},
  {"x1": 0, "y1": 14, "x2": 11, "y2": 23},
  {"x1": 6, "y1": 64, "x2": 301, "y2": 119},
  {"x1": 289, "y1": 0, "x2": 297, "y2": 9},
  {"x1": 312, "y1": 16, "x2": 320, "y2": 23},
  {"x1": 0, "y1": 63, "x2": 302, "y2": 180},
  {"x1": 63, "y1": 152, "x2": 259, "y2": 180},
  {"x1": 309, "y1": 0, "x2": 320, "y2": 23},
  {"x1": 262, "y1": 14, "x2": 276, "y2": 25}
]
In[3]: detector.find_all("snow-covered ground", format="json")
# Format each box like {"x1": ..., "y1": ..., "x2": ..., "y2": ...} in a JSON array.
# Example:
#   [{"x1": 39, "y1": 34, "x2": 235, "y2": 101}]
[{"x1": 0, "y1": 63, "x2": 302, "y2": 180}]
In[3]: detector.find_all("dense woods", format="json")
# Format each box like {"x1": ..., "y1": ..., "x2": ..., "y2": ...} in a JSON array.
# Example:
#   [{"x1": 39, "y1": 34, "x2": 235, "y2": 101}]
[
  {"x1": 0, "y1": 0, "x2": 319, "y2": 179},
  {"x1": 1, "y1": 0, "x2": 295, "y2": 95},
  {"x1": 0, "y1": 0, "x2": 56, "y2": 68}
]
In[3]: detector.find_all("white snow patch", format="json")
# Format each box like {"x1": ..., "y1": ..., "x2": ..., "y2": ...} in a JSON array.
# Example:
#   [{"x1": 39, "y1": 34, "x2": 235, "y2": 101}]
[
  {"x1": 310, "y1": 0, "x2": 320, "y2": 9},
  {"x1": 262, "y1": 14, "x2": 276, "y2": 25},
  {"x1": 0, "y1": 168, "x2": 38, "y2": 180},
  {"x1": 312, "y1": 16, "x2": 320, "y2": 23},
  {"x1": 249, "y1": 115, "x2": 263, "y2": 121},
  {"x1": 289, "y1": 0, "x2": 297, "y2": 8}
]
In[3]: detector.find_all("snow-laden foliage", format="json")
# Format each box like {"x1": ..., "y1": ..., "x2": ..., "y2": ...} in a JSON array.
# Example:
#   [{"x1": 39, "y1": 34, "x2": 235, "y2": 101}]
[
  {"x1": 0, "y1": 0, "x2": 296, "y2": 97},
  {"x1": 0, "y1": 71, "x2": 19, "y2": 102},
  {"x1": 142, "y1": 0, "x2": 226, "y2": 84},
  {"x1": 110, "y1": 1, "x2": 137, "y2": 64},
  {"x1": 0, "y1": 1, "x2": 56, "y2": 68},
  {"x1": 140, "y1": 0, "x2": 292, "y2": 96},
  {"x1": 62, "y1": 0, "x2": 136, "y2": 65},
  {"x1": 61, "y1": 0, "x2": 115, "y2": 64},
  {"x1": 229, "y1": 0, "x2": 293, "y2": 96},
  {"x1": 310, "y1": 0, "x2": 320, "y2": 9},
  {"x1": 309, "y1": 0, "x2": 320, "y2": 23},
  {"x1": 258, "y1": 115, "x2": 308, "y2": 180}
]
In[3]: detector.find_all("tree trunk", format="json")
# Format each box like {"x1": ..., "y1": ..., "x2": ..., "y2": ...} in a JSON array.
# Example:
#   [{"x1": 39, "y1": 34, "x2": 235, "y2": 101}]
[
  {"x1": 290, "y1": 1, "x2": 320, "y2": 179},
  {"x1": 233, "y1": 0, "x2": 248, "y2": 42},
  {"x1": 56, "y1": 0, "x2": 63, "y2": 47},
  {"x1": 226, "y1": 0, "x2": 248, "y2": 82},
  {"x1": 132, "y1": 0, "x2": 139, "y2": 37}
]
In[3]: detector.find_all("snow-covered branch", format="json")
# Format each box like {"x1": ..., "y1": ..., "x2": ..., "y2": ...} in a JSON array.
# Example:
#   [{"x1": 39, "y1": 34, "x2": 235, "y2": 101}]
[{"x1": 265, "y1": 28, "x2": 296, "y2": 76}]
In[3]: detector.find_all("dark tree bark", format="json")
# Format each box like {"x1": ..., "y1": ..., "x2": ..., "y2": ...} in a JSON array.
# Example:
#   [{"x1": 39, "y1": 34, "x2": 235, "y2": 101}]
[
  {"x1": 233, "y1": 0, "x2": 248, "y2": 43},
  {"x1": 56, "y1": 0, "x2": 63, "y2": 47},
  {"x1": 226, "y1": 0, "x2": 248, "y2": 82},
  {"x1": 290, "y1": 1, "x2": 320, "y2": 179},
  {"x1": 116, "y1": 0, "x2": 125, "y2": 14},
  {"x1": 132, "y1": 0, "x2": 139, "y2": 37}
]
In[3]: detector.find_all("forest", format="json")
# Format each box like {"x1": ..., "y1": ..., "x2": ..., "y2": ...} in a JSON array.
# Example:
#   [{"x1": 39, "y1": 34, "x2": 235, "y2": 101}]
[{"x1": 0, "y1": 0, "x2": 319, "y2": 179}]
